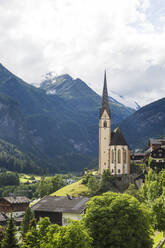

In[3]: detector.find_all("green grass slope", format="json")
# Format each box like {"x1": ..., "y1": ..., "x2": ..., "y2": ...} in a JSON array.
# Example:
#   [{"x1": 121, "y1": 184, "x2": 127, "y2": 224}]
[{"x1": 51, "y1": 180, "x2": 88, "y2": 197}]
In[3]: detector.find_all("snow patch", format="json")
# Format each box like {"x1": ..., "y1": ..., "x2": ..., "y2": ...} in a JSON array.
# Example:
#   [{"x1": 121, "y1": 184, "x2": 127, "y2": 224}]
[
  {"x1": 110, "y1": 91, "x2": 140, "y2": 110},
  {"x1": 46, "y1": 89, "x2": 57, "y2": 95}
]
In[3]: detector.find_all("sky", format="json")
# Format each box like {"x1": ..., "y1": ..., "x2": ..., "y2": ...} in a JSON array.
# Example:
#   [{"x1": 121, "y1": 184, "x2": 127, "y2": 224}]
[{"x1": 0, "y1": 0, "x2": 165, "y2": 106}]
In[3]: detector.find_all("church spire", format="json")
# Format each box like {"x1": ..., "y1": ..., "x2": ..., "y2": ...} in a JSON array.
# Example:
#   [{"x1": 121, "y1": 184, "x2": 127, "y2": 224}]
[{"x1": 100, "y1": 70, "x2": 110, "y2": 118}]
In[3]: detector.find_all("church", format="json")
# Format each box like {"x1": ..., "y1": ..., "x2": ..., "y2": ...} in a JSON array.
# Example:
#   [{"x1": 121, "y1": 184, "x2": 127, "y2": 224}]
[{"x1": 99, "y1": 72, "x2": 130, "y2": 175}]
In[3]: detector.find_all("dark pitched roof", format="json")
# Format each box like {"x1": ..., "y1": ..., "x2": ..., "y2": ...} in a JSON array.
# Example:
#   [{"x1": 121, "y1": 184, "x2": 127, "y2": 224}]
[
  {"x1": 32, "y1": 196, "x2": 89, "y2": 214},
  {"x1": 110, "y1": 127, "x2": 128, "y2": 146},
  {"x1": 100, "y1": 70, "x2": 110, "y2": 118},
  {"x1": 3, "y1": 196, "x2": 30, "y2": 204}
]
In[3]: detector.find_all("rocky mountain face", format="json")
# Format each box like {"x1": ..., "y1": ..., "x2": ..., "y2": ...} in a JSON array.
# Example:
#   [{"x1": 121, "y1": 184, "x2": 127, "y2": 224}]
[
  {"x1": 0, "y1": 64, "x2": 135, "y2": 172},
  {"x1": 40, "y1": 73, "x2": 135, "y2": 124},
  {"x1": 120, "y1": 97, "x2": 165, "y2": 150}
]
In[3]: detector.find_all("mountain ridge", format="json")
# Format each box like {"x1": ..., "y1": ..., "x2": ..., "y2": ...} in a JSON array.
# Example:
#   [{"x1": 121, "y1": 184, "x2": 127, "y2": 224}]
[
  {"x1": 0, "y1": 64, "x2": 135, "y2": 172},
  {"x1": 120, "y1": 96, "x2": 165, "y2": 150}
]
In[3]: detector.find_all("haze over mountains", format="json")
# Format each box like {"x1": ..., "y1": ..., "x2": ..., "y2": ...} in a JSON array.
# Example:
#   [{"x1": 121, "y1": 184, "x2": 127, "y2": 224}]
[{"x1": 0, "y1": 63, "x2": 164, "y2": 172}]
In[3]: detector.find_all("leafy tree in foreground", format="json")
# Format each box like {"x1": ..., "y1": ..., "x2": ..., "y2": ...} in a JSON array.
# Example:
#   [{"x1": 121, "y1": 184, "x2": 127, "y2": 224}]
[
  {"x1": 22, "y1": 217, "x2": 50, "y2": 248},
  {"x1": 84, "y1": 192, "x2": 153, "y2": 248},
  {"x1": 139, "y1": 169, "x2": 165, "y2": 206},
  {"x1": 152, "y1": 195, "x2": 165, "y2": 235},
  {"x1": 41, "y1": 221, "x2": 92, "y2": 248},
  {"x1": 1, "y1": 215, "x2": 18, "y2": 248},
  {"x1": 23, "y1": 218, "x2": 92, "y2": 248}
]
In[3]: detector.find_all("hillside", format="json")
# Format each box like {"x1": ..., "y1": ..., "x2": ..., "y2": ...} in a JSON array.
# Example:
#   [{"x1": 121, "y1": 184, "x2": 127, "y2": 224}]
[
  {"x1": 40, "y1": 73, "x2": 135, "y2": 124},
  {"x1": 0, "y1": 63, "x2": 135, "y2": 172},
  {"x1": 120, "y1": 97, "x2": 165, "y2": 150},
  {"x1": 51, "y1": 180, "x2": 88, "y2": 197},
  {"x1": 0, "y1": 138, "x2": 41, "y2": 174}
]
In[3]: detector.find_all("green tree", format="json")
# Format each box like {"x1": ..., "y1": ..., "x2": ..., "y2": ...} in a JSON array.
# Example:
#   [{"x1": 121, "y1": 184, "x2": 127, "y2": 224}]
[
  {"x1": 1, "y1": 215, "x2": 18, "y2": 248},
  {"x1": 41, "y1": 221, "x2": 92, "y2": 248},
  {"x1": 21, "y1": 206, "x2": 34, "y2": 237},
  {"x1": 51, "y1": 175, "x2": 65, "y2": 192},
  {"x1": 36, "y1": 177, "x2": 52, "y2": 197},
  {"x1": 99, "y1": 169, "x2": 114, "y2": 193},
  {"x1": 152, "y1": 196, "x2": 165, "y2": 235},
  {"x1": 87, "y1": 176, "x2": 99, "y2": 196},
  {"x1": 0, "y1": 227, "x2": 5, "y2": 248},
  {"x1": 84, "y1": 192, "x2": 153, "y2": 248},
  {"x1": 22, "y1": 217, "x2": 51, "y2": 248},
  {"x1": 23, "y1": 218, "x2": 92, "y2": 248},
  {"x1": 139, "y1": 169, "x2": 165, "y2": 206}
]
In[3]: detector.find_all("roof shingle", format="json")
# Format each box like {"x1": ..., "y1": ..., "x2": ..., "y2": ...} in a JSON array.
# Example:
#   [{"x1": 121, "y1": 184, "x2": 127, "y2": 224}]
[
  {"x1": 110, "y1": 127, "x2": 128, "y2": 146},
  {"x1": 32, "y1": 196, "x2": 89, "y2": 214}
]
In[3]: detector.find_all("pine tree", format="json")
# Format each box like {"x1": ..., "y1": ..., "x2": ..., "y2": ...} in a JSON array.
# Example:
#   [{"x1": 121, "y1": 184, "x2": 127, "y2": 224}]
[
  {"x1": 1, "y1": 215, "x2": 18, "y2": 248},
  {"x1": 21, "y1": 206, "x2": 34, "y2": 237}
]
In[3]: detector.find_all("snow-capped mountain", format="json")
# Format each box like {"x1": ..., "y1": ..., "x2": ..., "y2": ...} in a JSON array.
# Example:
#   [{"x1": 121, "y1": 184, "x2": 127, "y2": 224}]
[
  {"x1": 109, "y1": 91, "x2": 141, "y2": 110},
  {"x1": 40, "y1": 72, "x2": 140, "y2": 111}
]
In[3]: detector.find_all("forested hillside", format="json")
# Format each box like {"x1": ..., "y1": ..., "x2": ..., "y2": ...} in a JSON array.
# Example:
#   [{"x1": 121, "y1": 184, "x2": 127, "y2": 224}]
[{"x1": 0, "y1": 63, "x2": 134, "y2": 172}]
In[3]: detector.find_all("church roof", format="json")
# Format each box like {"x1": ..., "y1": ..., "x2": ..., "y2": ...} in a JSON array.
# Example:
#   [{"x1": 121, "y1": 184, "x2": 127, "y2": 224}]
[
  {"x1": 100, "y1": 70, "x2": 110, "y2": 118},
  {"x1": 110, "y1": 127, "x2": 128, "y2": 146}
]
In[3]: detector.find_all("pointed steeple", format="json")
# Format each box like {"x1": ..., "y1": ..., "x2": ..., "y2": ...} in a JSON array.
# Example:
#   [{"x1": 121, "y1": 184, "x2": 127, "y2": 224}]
[{"x1": 100, "y1": 70, "x2": 110, "y2": 118}]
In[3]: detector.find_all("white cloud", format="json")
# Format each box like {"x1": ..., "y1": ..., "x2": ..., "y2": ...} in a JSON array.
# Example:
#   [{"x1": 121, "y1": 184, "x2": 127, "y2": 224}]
[{"x1": 0, "y1": 0, "x2": 165, "y2": 106}]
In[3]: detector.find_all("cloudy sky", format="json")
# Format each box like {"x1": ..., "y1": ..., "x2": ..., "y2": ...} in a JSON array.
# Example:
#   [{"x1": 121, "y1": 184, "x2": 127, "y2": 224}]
[{"x1": 1, "y1": 0, "x2": 165, "y2": 106}]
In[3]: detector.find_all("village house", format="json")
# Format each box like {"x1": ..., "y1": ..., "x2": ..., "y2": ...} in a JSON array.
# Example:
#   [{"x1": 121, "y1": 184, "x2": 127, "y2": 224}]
[
  {"x1": 130, "y1": 153, "x2": 145, "y2": 164},
  {"x1": 32, "y1": 195, "x2": 89, "y2": 226},
  {"x1": 0, "y1": 196, "x2": 30, "y2": 218},
  {"x1": 148, "y1": 138, "x2": 165, "y2": 151},
  {"x1": 150, "y1": 147, "x2": 165, "y2": 163},
  {"x1": 146, "y1": 138, "x2": 165, "y2": 167}
]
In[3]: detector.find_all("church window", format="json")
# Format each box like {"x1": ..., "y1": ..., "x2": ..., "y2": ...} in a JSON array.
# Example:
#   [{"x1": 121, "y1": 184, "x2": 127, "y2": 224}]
[
  {"x1": 104, "y1": 121, "x2": 107, "y2": 128},
  {"x1": 118, "y1": 150, "x2": 121, "y2": 163},
  {"x1": 118, "y1": 169, "x2": 121, "y2": 174},
  {"x1": 124, "y1": 150, "x2": 127, "y2": 163},
  {"x1": 111, "y1": 150, "x2": 114, "y2": 163}
]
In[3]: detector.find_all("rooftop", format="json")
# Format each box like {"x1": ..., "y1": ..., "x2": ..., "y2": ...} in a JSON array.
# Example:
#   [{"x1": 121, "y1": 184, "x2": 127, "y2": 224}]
[
  {"x1": 111, "y1": 127, "x2": 128, "y2": 146},
  {"x1": 32, "y1": 196, "x2": 90, "y2": 214},
  {"x1": 149, "y1": 138, "x2": 165, "y2": 145},
  {"x1": 3, "y1": 196, "x2": 30, "y2": 204}
]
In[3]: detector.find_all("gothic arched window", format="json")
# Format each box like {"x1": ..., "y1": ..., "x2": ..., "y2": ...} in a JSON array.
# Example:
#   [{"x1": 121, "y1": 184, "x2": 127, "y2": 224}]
[
  {"x1": 104, "y1": 121, "x2": 107, "y2": 128},
  {"x1": 118, "y1": 149, "x2": 121, "y2": 163},
  {"x1": 111, "y1": 149, "x2": 114, "y2": 163},
  {"x1": 124, "y1": 150, "x2": 127, "y2": 163}
]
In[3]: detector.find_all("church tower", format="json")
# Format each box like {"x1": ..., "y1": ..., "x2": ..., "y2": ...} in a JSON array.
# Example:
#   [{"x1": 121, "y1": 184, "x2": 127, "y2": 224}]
[
  {"x1": 98, "y1": 71, "x2": 130, "y2": 175},
  {"x1": 99, "y1": 71, "x2": 111, "y2": 174}
]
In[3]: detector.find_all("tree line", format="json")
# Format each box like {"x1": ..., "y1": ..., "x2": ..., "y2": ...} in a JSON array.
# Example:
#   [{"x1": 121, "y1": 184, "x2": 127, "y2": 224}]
[{"x1": 0, "y1": 169, "x2": 164, "y2": 247}]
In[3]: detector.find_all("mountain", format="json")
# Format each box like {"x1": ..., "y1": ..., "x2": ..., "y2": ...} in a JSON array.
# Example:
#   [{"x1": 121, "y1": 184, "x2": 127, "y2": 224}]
[
  {"x1": 120, "y1": 97, "x2": 165, "y2": 150},
  {"x1": 0, "y1": 64, "x2": 135, "y2": 172},
  {"x1": 40, "y1": 72, "x2": 135, "y2": 125},
  {"x1": 109, "y1": 91, "x2": 140, "y2": 110}
]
